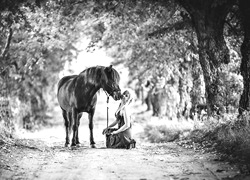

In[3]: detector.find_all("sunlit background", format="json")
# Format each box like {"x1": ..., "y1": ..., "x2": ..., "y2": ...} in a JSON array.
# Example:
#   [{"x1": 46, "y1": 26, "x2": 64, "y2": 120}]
[{"x1": 59, "y1": 38, "x2": 129, "y2": 88}]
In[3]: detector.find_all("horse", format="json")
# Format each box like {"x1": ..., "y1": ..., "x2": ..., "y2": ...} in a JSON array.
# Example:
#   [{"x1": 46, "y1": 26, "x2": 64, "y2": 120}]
[{"x1": 57, "y1": 65, "x2": 122, "y2": 148}]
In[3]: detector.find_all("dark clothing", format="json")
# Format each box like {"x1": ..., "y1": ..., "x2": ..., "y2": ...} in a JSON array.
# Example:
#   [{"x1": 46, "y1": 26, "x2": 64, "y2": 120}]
[{"x1": 106, "y1": 114, "x2": 136, "y2": 149}]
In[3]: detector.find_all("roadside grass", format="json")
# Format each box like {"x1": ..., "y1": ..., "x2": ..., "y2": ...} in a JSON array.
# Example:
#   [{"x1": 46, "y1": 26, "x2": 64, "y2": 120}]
[
  {"x1": 142, "y1": 117, "x2": 194, "y2": 143},
  {"x1": 139, "y1": 110, "x2": 250, "y2": 172},
  {"x1": 207, "y1": 113, "x2": 250, "y2": 163},
  {"x1": 0, "y1": 122, "x2": 15, "y2": 145}
]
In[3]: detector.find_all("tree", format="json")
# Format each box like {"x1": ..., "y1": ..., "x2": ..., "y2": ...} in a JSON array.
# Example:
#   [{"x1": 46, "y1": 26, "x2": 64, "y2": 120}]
[
  {"x1": 71, "y1": 0, "x2": 205, "y2": 118},
  {"x1": 238, "y1": 0, "x2": 250, "y2": 114},
  {"x1": 0, "y1": 1, "x2": 81, "y2": 128},
  {"x1": 43, "y1": 0, "x2": 246, "y2": 117},
  {"x1": 176, "y1": 0, "x2": 235, "y2": 115}
]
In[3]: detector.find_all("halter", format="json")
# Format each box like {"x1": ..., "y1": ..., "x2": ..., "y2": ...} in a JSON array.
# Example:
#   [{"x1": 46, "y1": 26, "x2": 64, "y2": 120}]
[{"x1": 103, "y1": 79, "x2": 122, "y2": 96}]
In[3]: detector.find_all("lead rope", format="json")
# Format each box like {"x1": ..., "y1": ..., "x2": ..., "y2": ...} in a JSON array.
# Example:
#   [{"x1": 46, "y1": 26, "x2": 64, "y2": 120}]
[
  {"x1": 104, "y1": 91, "x2": 109, "y2": 128},
  {"x1": 106, "y1": 95, "x2": 109, "y2": 128}
]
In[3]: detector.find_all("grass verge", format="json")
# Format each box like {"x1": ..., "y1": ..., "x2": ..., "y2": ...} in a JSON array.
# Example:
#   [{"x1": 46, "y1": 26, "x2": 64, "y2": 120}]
[{"x1": 140, "y1": 112, "x2": 250, "y2": 174}]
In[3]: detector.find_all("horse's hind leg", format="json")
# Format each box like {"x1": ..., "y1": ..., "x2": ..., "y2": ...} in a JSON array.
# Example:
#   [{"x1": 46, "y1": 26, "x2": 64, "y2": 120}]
[
  {"x1": 88, "y1": 109, "x2": 96, "y2": 148},
  {"x1": 76, "y1": 113, "x2": 82, "y2": 146},
  {"x1": 62, "y1": 110, "x2": 71, "y2": 147}
]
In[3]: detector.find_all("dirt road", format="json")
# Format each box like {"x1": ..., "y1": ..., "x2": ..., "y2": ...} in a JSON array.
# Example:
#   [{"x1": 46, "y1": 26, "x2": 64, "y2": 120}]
[
  {"x1": 0, "y1": 96, "x2": 245, "y2": 180},
  {"x1": 0, "y1": 119, "x2": 243, "y2": 180}
]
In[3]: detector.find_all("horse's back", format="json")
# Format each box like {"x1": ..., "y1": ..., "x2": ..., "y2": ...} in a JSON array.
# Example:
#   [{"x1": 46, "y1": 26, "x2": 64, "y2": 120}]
[
  {"x1": 58, "y1": 75, "x2": 77, "y2": 91},
  {"x1": 57, "y1": 74, "x2": 97, "y2": 113}
]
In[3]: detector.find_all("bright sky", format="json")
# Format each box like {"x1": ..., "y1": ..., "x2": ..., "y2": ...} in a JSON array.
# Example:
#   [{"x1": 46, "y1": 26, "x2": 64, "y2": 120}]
[
  {"x1": 59, "y1": 36, "x2": 114, "y2": 77},
  {"x1": 59, "y1": 38, "x2": 129, "y2": 88},
  {"x1": 72, "y1": 50, "x2": 113, "y2": 74}
]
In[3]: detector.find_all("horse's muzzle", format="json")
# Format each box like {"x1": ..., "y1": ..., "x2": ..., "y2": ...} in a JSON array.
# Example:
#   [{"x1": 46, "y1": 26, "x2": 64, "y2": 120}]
[{"x1": 113, "y1": 91, "x2": 122, "y2": 100}]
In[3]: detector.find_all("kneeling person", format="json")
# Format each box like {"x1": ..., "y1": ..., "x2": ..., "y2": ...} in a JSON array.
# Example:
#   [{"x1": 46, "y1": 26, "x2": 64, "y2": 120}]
[{"x1": 103, "y1": 90, "x2": 136, "y2": 149}]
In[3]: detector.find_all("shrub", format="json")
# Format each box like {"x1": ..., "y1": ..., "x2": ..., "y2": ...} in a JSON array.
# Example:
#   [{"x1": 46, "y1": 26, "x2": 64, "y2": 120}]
[
  {"x1": 0, "y1": 98, "x2": 15, "y2": 138},
  {"x1": 142, "y1": 117, "x2": 194, "y2": 143},
  {"x1": 215, "y1": 113, "x2": 250, "y2": 161}
]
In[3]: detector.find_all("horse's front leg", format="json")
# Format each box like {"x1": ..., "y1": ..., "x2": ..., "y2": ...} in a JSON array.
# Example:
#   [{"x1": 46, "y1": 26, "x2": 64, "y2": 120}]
[
  {"x1": 62, "y1": 110, "x2": 70, "y2": 147},
  {"x1": 88, "y1": 110, "x2": 96, "y2": 148},
  {"x1": 76, "y1": 113, "x2": 82, "y2": 147},
  {"x1": 71, "y1": 108, "x2": 79, "y2": 147}
]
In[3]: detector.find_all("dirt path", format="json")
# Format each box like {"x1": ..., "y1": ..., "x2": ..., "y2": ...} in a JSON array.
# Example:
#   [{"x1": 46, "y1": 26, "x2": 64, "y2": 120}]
[
  {"x1": 0, "y1": 96, "x2": 245, "y2": 180},
  {"x1": 0, "y1": 119, "x2": 242, "y2": 180}
]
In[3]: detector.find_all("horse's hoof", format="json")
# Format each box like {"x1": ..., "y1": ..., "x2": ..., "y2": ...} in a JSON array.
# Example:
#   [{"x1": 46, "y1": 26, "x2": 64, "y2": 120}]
[
  {"x1": 71, "y1": 146, "x2": 77, "y2": 150},
  {"x1": 65, "y1": 143, "x2": 70, "y2": 147},
  {"x1": 71, "y1": 143, "x2": 78, "y2": 149},
  {"x1": 91, "y1": 144, "x2": 96, "y2": 148},
  {"x1": 76, "y1": 143, "x2": 81, "y2": 147}
]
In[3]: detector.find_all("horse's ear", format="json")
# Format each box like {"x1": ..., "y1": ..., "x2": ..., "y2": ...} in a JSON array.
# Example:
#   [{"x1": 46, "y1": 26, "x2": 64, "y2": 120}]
[{"x1": 107, "y1": 65, "x2": 113, "y2": 72}]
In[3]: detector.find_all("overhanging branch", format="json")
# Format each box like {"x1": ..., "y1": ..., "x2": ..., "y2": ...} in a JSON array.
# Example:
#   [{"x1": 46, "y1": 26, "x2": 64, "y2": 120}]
[
  {"x1": 0, "y1": 27, "x2": 13, "y2": 60},
  {"x1": 147, "y1": 19, "x2": 193, "y2": 38}
]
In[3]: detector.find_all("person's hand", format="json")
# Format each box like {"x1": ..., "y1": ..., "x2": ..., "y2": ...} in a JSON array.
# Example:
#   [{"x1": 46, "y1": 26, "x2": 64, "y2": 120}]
[{"x1": 102, "y1": 127, "x2": 109, "y2": 135}]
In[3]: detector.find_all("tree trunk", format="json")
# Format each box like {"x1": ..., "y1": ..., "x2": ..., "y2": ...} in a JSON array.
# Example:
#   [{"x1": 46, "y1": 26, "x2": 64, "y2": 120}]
[
  {"x1": 195, "y1": 21, "x2": 226, "y2": 115},
  {"x1": 178, "y1": 0, "x2": 234, "y2": 115},
  {"x1": 178, "y1": 57, "x2": 192, "y2": 119},
  {"x1": 151, "y1": 89, "x2": 167, "y2": 117},
  {"x1": 190, "y1": 54, "x2": 205, "y2": 119},
  {"x1": 239, "y1": 0, "x2": 250, "y2": 114},
  {"x1": 150, "y1": 76, "x2": 167, "y2": 117}
]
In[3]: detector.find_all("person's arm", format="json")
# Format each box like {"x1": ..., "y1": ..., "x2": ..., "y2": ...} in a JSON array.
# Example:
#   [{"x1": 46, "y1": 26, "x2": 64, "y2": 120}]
[
  {"x1": 112, "y1": 108, "x2": 130, "y2": 134},
  {"x1": 107, "y1": 119, "x2": 118, "y2": 128},
  {"x1": 102, "y1": 119, "x2": 118, "y2": 134}
]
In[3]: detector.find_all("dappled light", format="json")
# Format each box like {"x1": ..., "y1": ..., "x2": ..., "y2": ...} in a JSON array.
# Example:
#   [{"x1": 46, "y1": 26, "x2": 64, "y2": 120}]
[{"x1": 1, "y1": 0, "x2": 250, "y2": 179}]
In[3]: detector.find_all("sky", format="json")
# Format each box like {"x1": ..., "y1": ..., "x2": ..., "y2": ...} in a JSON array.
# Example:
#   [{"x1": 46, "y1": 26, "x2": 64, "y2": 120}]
[
  {"x1": 59, "y1": 45, "x2": 129, "y2": 88},
  {"x1": 60, "y1": 37, "x2": 124, "y2": 75},
  {"x1": 59, "y1": 45, "x2": 113, "y2": 77},
  {"x1": 71, "y1": 50, "x2": 114, "y2": 74}
]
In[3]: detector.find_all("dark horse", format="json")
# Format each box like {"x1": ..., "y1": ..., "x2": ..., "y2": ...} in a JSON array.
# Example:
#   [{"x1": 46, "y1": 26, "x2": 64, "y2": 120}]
[{"x1": 57, "y1": 65, "x2": 122, "y2": 148}]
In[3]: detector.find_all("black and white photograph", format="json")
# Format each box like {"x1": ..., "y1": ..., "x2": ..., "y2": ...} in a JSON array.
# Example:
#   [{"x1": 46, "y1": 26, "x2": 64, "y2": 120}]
[{"x1": 0, "y1": 0, "x2": 250, "y2": 179}]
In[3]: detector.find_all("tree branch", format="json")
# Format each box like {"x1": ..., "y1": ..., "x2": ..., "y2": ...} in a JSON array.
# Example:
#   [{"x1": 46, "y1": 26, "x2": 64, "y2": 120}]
[
  {"x1": 147, "y1": 19, "x2": 193, "y2": 38},
  {"x1": 224, "y1": 20, "x2": 242, "y2": 37},
  {"x1": 0, "y1": 27, "x2": 13, "y2": 60},
  {"x1": 177, "y1": 0, "x2": 197, "y2": 16},
  {"x1": 112, "y1": 59, "x2": 125, "y2": 66}
]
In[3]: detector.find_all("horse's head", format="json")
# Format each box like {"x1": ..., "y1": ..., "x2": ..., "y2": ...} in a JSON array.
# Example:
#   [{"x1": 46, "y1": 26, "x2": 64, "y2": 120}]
[{"x1": 101, "y1": 65, "x2": 122, "y2": 100}]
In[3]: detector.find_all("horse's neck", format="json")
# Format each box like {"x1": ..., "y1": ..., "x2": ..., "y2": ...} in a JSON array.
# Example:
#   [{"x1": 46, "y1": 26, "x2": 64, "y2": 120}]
[
  {"x1": 86, "y1": 83, "x2": 101, "y2": 97},
  {"x1": 75, "y1": 76, "x2": 101, "y2": 97}
]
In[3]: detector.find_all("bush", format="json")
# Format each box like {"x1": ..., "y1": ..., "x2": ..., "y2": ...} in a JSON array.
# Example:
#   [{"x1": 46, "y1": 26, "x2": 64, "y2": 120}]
[
  {"x1": 142, "y1": 112, "x2": 250, "y2": 166},
  {"x1": 0, "y1": 123, "x2": 14, "y2": 145},
  {"x1": 142, "y1": 117, "x2": 194, "y2": 143},
  {"x1": 214, "y1": 113, "x2": 250, "y2": 161},
  {"x1": 185, "y1": 112, "x2": 250, "y2": 168},
  {"x1": 0, "y1": 97, "x2": 15, "y2": 136}
]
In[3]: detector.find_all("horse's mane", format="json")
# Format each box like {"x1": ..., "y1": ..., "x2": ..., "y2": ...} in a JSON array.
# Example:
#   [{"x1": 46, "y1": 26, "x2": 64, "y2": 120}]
[
  {"x1": 106, "y1": 66, "x2": 120, "y2": 83},
  {"x1": 79, "y1": 66, "x2": 120, "y2": 85}
]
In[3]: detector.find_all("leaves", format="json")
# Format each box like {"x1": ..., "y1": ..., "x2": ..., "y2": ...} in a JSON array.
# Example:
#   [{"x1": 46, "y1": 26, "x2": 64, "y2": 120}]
[{"x1": 0, "y1": 2, "x2": 83, "y2": 128}]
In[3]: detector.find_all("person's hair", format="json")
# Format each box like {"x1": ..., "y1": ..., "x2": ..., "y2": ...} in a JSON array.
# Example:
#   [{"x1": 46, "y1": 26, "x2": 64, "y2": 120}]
[
  {"x1": 123, "y1": 90, "x2": 133, "y2": 105},
  {"x1": 115, "y1": 90, "x2": 133, "y2": 115}
]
